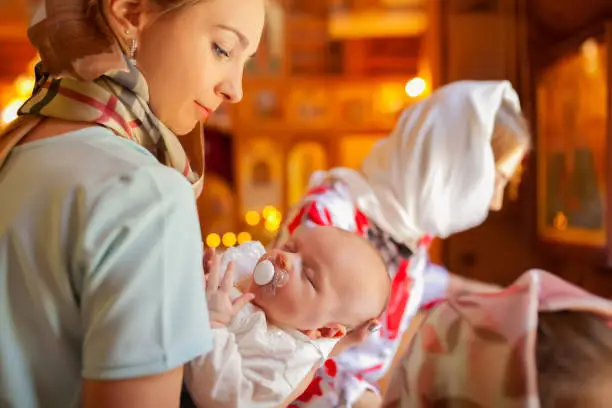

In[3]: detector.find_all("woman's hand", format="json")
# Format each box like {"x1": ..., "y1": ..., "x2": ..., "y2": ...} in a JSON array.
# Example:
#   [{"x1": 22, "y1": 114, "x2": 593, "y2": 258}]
[
  {"x1": 352, "y1": 390, "x2": 382, "y2": 408},
  {"x1": 330, "y1": 320, "x2": 380, "y2": 358},
  {"x1": 205, "y1": 250, "x2": 254, "y2": 328}
]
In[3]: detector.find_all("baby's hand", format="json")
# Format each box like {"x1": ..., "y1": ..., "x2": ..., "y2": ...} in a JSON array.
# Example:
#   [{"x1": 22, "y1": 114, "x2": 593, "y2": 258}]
[
  {"x1": 203, "y1": 246, "x2": 215, "y2": 277},
  {"x1": 206, "y1": 250, "x2": 254, "y2": 328}
]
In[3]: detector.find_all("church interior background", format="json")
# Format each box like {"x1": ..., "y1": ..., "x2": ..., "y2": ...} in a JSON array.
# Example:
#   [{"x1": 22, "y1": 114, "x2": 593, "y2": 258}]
[{"x1": 3, "y1": 0, "x2": 612, "y2": 299}]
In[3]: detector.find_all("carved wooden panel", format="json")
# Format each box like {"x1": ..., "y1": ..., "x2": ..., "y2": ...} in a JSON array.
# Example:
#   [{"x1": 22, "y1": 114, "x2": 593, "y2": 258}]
[
  {"x1": 286, "y1": 141, "x2": 329, "y2": 206},
  {"x1": 536, "y1": 36, "x2": 608, "y2": 248},
  {"x1": 286, "y1": 16, "x2": 330, "y2": 75}
]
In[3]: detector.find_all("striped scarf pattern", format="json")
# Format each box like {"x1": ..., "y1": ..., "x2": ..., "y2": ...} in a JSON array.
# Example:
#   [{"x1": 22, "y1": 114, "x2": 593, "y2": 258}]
[{"x1": 0, "y1": 60, "x2": 204, "y2": 196}]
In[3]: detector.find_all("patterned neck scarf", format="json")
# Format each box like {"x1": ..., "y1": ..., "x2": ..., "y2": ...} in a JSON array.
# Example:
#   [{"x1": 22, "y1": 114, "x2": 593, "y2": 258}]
[
  {"x1": 383, "y1": 270, "x2": 612, "y2": 407},
  {"x1": 0, "y1": 60, "x2": 204, "y2": 196}
]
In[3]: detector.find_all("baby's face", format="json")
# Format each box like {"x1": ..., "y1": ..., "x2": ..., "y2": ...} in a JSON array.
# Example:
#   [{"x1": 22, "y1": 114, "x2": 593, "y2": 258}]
[{"x1": 248, "y1": 226, "x2": 388, "y2": 338}]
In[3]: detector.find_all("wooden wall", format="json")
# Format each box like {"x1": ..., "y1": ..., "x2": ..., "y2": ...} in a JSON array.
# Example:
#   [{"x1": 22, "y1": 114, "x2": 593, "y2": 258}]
[
  {"x1": 434, "y1": 0, "x2": 612, "y2": 297},
  {"x1": 0, "y1": 2, "x2": 37, "y2": 105}
]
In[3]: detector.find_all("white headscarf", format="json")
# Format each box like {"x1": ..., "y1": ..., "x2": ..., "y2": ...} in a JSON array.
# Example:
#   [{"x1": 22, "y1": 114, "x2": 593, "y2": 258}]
[{"x1": 310, "y1": 80, "x2": 523, "y2": 251}]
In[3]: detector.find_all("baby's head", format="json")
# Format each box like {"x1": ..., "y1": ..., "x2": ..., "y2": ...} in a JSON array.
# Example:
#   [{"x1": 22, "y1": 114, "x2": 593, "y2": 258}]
[
  {"x1": 537, "y1": 310, "x2": 612, "y2": 407},
  {"x1": 248, "y1": 226, "x2": 390, "y2": 339},
  {"x1": 382, "y1": 270, "x2": 612, "y2": 408}
]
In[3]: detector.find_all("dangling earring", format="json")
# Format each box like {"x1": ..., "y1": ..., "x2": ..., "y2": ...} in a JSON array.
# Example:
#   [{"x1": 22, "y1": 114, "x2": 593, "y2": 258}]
[
  {"x1": 124, "y1": 29, "x2": 138, "y2": 63},
  {"x1": 129, "y1": 38, "x2": 138, "y2": 63}
]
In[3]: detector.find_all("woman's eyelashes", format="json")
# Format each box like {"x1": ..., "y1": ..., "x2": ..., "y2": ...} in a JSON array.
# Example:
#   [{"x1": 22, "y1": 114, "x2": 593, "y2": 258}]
[
  {"x1": 212, "y1": 43, "x2": 231, "y2": 59},
  {"x1": 281, "y1": 242, "x2": 296, "y2": 253}
]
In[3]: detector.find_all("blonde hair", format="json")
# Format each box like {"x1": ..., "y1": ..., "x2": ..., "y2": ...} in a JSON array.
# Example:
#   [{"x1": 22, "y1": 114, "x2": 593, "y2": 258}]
[{"x1": 491, "y1": 101, "x2": 531, "y2": 164}]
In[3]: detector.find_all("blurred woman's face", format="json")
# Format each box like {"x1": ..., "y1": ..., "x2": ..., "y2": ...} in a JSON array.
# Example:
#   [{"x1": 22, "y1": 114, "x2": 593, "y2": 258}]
[{"x1": 490, "y1": 147, "x2": 527, "y2": 211}]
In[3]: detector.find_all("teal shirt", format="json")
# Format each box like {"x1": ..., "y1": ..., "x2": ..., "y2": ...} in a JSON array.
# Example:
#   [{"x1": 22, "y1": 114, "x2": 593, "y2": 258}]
[{"x1": 0, "y1": 127, "x2": 212, "y2": 407}]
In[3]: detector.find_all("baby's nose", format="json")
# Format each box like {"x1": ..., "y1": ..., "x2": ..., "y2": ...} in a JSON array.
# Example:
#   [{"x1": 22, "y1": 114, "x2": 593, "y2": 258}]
[{"x1": 274, "y1": 252, "x2": 290, "y2": 271}]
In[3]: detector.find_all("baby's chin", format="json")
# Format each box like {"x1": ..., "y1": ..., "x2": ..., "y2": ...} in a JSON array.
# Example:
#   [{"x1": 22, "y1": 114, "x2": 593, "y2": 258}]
[
  {"x1": 247, "y1": 287, "x2": 299, "y2": 328},
  {"x1": 252, "y1": 300, "x2": 291, "y2": 328}
]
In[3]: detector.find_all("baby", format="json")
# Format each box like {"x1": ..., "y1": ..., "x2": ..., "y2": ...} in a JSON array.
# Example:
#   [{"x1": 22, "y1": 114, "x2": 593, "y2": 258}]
[{"x1": 185, "y1": 225, "x2": 391, "y2": 408}]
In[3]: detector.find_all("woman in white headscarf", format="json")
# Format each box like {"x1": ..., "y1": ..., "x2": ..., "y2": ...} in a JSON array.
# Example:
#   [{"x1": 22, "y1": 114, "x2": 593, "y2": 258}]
[{"x1": 273, "y1": 80, "x2": 531, "y2": 407}]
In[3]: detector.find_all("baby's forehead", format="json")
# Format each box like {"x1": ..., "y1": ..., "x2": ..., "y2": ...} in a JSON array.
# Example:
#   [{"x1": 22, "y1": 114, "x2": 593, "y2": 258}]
[
  {"x1": 296, "y1": 225, "x2": 353, "y2": 245},
  {"x1": 299, "y1": 227, "x2": 371, "y2": 257},
  {"x1": 295, "y1": 227, "x2": 380, "y2": 271}
]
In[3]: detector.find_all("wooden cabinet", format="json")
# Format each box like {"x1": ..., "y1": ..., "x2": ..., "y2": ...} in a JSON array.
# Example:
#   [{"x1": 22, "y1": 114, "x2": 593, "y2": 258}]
[{"x1": 532, "y1": 24, "x2": 612, "y2": 266}]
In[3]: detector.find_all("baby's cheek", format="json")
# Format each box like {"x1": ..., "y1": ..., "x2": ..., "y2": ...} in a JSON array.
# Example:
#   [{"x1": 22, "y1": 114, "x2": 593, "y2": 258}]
[{"x1": 276, "y1": 289, "x2": 299, "y2": 312}]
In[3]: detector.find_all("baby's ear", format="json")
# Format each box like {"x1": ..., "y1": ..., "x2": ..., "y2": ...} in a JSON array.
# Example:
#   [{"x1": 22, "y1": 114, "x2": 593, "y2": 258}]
[{"x1": 320, "y1": 323, "x2": 347, "y2": 339}]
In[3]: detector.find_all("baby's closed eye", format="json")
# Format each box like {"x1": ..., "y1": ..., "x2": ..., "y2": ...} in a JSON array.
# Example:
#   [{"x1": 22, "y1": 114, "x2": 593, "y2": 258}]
[{"x1": 304, "y1": 268, "x2": 318, "y2": 291}]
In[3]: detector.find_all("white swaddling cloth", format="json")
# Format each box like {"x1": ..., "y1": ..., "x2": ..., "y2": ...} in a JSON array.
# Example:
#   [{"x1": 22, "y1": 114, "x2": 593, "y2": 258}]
[{"x1": 185, "y1": 242, "x2": 338, "y2": 408}]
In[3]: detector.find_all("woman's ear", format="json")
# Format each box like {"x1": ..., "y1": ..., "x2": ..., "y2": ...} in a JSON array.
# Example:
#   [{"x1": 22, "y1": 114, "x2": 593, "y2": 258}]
[{"x1": 105, "y1": 0, "x2": 148, "y2": 39}]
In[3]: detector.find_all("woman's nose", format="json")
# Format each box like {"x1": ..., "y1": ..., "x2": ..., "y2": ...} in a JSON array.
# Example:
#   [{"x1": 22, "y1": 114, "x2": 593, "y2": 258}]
[
  {"x1": 219, "y1": 85, "x2": 243, "y2": 103},
  {"x1": 217, "y1": 68, "x2": 244, "y2": 103}
]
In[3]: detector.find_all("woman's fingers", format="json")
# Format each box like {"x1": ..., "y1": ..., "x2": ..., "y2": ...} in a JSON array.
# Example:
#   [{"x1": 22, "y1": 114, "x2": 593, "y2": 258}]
[{"x1": 329, "y1": 321, "x2": 376, "y2": 358}]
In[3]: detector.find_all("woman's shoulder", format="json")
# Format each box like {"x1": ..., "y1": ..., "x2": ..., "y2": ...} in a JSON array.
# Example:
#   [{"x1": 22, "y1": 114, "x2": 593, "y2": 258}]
[
  {"x1": 14, "y1": 125, "x2": 159, "y2": 166},
  {"x1": 13, "y1": 126, "x2": 184, "y2": 179},
  {"x1": 3, "y1": 126, "x2": 196, "y2": 227}
]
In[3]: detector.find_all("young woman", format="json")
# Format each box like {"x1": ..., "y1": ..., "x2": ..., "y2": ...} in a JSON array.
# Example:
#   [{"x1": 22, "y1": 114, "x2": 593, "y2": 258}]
[
  {"x1": 274, "y1": 80, "x2": 531, "y2": 407},
  {"x1": 0, "y1": 0, "x2": 264, "y2": 407}
]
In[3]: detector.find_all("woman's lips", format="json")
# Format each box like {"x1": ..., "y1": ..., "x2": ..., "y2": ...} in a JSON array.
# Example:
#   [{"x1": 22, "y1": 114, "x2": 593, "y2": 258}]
[{"x1": 194, "y1": 100, "x2": 211, "y2": 121}]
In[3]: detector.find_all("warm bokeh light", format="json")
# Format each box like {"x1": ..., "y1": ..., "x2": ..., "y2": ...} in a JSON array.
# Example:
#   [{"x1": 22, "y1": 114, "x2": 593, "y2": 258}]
[
  {"x1": 206, "y1": 233, "x2": 221, "y2": 248},
  {"x1": 237, "y1": 232, "x2": 252, "y2": 244},
  {"x1": 581, "y1": 37, "x2": 600, "y2": 74},
  {"x1": 375, "y1": 83, "x2": 405, "y2": 114},
  {"x1": 245, "y1": 210, "x2": 261, "y2": 226},
  {"x1": 262, "y1": 205, "x2": 282, "y2": 226},
  {"x1": 553, "y1": 212, "x2": 568, "y2": 231},
  {"x1": 15, "y1": 76, "x2": 35, "y2": 97},
  {"x1": 1, "y1": 99, "x2": 25, "y2": 125},
  {"x1": 269, "y1": 211, "x2": 282, "y2": 224},
  {"x1": 222, "y1": 232, "x2": 237, "y2": 247},
  {"x1": 405, "y1": 77, "x2": 426, "y2": 97},
  {"x1": 262, "y1": 205, "x2": 277, "y2": 220},
  {"x1": 264, "y1": 218, "x2": 281, "y2": 232}
]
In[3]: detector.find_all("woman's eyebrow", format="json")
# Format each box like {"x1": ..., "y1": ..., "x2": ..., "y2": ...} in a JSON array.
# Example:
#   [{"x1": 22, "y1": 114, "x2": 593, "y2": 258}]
[{"x1": 215, "y1": 24, "x2": 249, "y2": 48}]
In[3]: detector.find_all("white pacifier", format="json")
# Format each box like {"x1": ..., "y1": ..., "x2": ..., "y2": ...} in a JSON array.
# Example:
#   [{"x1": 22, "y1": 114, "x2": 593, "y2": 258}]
[
  {"x1": 254, "y1": 260, "x2": 275, "y2": 286},
  {"x1": 253, "y1": 256, "x2": 291, "y2": 296}
]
